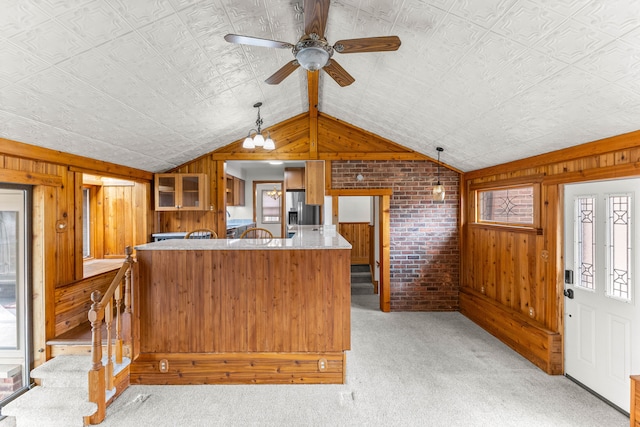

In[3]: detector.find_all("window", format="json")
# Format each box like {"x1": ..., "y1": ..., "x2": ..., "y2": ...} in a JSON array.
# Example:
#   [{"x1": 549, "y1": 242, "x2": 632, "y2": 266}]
[
  {"x1": 575, "y1": 196, "x2": 596, "y2": 291},
  {"x1": 477, "y1": 185, "x2": 534, "y2": 226},
  {"x1": 261, "y1": 191, "x2": 281, "y2": 224},
  {"x1": 608, "y1": 194, "x2": 631, "y2": 301},
  {"x1": 572, "y1": 192, "x2": 633, "y2": 301},
  {"x1": 471, "y1": 181, "x2": 542, "y2": 233}
]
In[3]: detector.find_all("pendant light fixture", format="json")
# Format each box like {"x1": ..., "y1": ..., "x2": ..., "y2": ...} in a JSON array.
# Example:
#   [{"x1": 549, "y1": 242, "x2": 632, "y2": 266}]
[
  {"x1": 432, "y1": 147, "x2": 445, "y2": 202},
  {"x1": 243, "y1": 102, "x2": 275, "y2": 150},
  {"x1": 266, "y1": 185, "x2": 282, "y2": 200}
]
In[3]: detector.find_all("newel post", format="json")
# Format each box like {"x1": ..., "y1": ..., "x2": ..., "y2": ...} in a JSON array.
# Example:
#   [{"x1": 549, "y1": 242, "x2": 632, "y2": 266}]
[{"x1": 87, "y1": 291, "x2": 106, "y2": 424}]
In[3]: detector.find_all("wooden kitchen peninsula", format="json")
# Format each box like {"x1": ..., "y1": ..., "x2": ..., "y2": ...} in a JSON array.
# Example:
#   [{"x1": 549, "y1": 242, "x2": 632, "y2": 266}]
[{"x1": 131, "y1": 226, "x2": 352, "y2": 385}]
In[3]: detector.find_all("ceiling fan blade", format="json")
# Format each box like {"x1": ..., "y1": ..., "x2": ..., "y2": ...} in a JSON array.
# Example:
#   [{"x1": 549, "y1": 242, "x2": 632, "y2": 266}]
[
  {"x1": 323, "y1": 60, "x2": 355, "y2": 87},
  {"x1": 224, "y1": 34, "x2": 293, "y2": 49},
  {"x1": 334, "y1": 36, "x2": 401, "y2": 53},
  {"x1": 304, "y1": 0, "x2": 330, "y2": 38},
  {"x1": 265, "y1": 61, "x2": 300, "y2": 85}
]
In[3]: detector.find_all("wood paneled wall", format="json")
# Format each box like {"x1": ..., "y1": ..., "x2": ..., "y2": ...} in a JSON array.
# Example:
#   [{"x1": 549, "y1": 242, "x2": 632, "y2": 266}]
[
  {"x1": 338, "y1": 222, "x2": 371, "y2": 264},
  {"x1": 156, "y1": 155, "x2": 224, "y2": 237},
  {"x1": 102, "y1": 184, "x2": 148, "y2": 257},
  {"x1": 0, "y1": 138, "x2": 153, "y2": 363},
  {"x1": 461, "y1": 129, "x2": 640, "y2": 374},
  {"x1": 54, "y1": 270, "x2": 118, "y2": 336}
]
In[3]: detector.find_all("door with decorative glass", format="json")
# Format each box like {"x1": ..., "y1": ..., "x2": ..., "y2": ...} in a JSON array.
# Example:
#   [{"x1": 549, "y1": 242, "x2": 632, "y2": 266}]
[
  {"x1": 0, "y1": 187, "x2": 30, "y2": 408},
  {"x1": 564, "y1": 179, "x2": 640, "y2": 412}
]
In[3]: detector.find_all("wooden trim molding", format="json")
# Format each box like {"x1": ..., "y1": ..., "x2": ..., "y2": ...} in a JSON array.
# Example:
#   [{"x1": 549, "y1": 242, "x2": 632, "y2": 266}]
[
  {"x1": 327, "y1": 188, "x2": 393, "y2": 196},
  {"x1": 465, "y1": 129, "x2": 640, "y2": 180},
  {"x1": 459, "y1": 287, "x2": 562, "y2": 374},
  {"x1": 0, "y1": 168, "x2": 63, "y2": 187},
  {"x1": 0, "y1": 137, "x2": 152, "y2": 181},
  {"x1": 467, "y1": 174, "x2": 544, "y2": 190}
]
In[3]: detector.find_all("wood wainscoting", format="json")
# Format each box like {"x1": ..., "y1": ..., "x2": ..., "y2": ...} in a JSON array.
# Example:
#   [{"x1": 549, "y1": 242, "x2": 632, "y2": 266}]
[
  {"x1": 459, "y1": 287, "x2": 562, "y2": 374},
  {"x1": 338, "y1": 222, "x2": 371, "y2": 265},
  {"x1": 132, "y1": 247, "x2": 351, "y2": 384},
  {"x1": 54, "y1": 270, "x2": 119, "y2": 337}
]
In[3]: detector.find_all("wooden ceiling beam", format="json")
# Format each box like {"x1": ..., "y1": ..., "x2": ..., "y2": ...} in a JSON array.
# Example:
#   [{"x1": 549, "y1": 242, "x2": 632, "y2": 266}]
[{"x1": 0, "y1": 137, "x2": 153, "y2": 181}]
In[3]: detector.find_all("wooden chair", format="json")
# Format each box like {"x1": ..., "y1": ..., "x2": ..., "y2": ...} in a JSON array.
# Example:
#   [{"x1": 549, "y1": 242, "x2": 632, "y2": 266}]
[
  {"x1": 239, "y1": 227, "x2": 273, "y2": 239},
  {"x1": 184, "y1": 228, "x2": 217, "y2": 239}
]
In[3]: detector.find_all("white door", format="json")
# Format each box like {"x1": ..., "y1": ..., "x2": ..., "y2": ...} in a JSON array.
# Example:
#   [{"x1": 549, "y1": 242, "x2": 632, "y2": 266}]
[
  {"x1": 564, "y1": 178, "x2": 640, "y2": 412},
  {"x1": 255, "y1": 183, "x2": 282, "y2": 237}
]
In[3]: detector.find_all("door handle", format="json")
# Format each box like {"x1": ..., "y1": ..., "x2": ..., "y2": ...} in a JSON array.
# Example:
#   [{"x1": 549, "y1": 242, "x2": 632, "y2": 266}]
[{"x1": 564, "y1": 288, "x2": 574, "y2": 299}]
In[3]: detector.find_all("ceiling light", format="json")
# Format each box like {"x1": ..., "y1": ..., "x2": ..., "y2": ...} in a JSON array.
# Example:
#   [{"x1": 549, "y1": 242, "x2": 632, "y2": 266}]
[
  {"x1": 296, "y1": 47, "x2": 329, "y2": 71},
  {"x1": 243, "y1": 102, "x2": 274, "y2": 150},
  {"x1": 433, "y1": 147, "x2": 445, "y2": 202},
  {"x1": 293, "y1": 35, "x2": 332, "y2": 71},
  {"x1": 266, "y1": 185, "x2": 282, "y2": 200}
]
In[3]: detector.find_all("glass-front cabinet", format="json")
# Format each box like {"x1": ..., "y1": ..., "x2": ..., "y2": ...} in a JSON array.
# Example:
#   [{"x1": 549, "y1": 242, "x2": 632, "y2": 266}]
[{"x1": 154, "y1": 173, "x2": 208, "y2": 211}]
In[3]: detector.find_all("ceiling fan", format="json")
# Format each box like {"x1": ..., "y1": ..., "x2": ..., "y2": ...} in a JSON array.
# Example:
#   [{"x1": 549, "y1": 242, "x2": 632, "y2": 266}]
[{"x1": 224, "y1": 0, "x2": 401, "y2": 87}]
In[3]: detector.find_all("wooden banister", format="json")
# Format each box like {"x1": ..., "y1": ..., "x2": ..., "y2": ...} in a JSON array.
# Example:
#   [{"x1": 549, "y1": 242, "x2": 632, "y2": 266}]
[{"x1": 87, "y1": 247, "x2": 135, "y2": 425}]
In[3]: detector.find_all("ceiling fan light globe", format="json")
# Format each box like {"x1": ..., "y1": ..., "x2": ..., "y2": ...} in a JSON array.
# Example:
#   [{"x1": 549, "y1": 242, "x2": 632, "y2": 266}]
[
  {"x1": 243, "y1": 136, "x2": 255, "y2": 149},
  {"x1": 296, "y1": 47, "x2": 329, "y2": 71},
  {"x1": 253, "y1": 133, "x2": 265, "y2": 146}
]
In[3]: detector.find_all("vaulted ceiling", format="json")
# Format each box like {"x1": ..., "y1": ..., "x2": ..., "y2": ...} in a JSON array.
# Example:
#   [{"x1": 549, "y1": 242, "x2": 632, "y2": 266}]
[{"x1": 2, "y1": 0, "x2": 640, "y2": 173}]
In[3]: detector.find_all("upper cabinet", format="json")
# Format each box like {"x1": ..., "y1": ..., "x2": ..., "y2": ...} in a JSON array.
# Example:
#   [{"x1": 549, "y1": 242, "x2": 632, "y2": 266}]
[
  {"x1": 226, "y1": 174, "x2": 245, "y2": 206},
  {"x1": 305, "y1": 160, "x2": 325, "y2": 205},
  {"x1": 284, "y1": 167, "x2": 305, "y2": 190},
  {"x1": 155, "y1": 173, "x2": 209, "y2": 211}
]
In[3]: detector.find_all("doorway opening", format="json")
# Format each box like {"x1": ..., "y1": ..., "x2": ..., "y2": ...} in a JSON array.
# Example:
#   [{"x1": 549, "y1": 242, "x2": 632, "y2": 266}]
[{"x1": 331, "y1": 189, "x2": 392, "y2": 312}]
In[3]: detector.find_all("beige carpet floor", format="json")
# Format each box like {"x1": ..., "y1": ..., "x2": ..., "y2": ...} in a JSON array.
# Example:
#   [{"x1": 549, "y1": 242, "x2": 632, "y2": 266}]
[{"x1": 92, "y1": 293, "x2": 627, "y2": 427}]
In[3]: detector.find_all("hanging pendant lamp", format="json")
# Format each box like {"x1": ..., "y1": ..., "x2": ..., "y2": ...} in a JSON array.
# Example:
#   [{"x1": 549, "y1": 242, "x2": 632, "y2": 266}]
[{"x1": 432, "y1": 147, "x2": 445, "y2": 202}]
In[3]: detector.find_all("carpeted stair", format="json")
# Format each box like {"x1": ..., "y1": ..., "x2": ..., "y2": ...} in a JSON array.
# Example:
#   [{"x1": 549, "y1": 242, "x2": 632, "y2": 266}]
[
  {"x1": 351, "y1": 264, "x2": 374, "y2": 295},
  {"x1": 1, "y1": 355, "x2": 97, "y2": 427}
]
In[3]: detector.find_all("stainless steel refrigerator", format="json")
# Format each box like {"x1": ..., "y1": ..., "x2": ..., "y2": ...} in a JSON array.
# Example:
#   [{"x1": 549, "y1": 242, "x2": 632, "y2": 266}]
[{"x1": 286, "y1": 191, "x2": 320, "y2": 226}]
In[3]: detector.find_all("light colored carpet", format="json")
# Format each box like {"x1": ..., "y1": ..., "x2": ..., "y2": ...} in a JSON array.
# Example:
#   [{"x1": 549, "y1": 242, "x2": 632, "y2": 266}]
[{"x1": 88, "y1": 294, "x2": 627, "y2": 427}]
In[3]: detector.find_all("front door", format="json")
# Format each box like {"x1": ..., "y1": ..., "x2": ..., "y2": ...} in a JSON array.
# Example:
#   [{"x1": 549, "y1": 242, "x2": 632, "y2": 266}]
[
  {"x1": 564, "y1": 178, "x2": 640, "y2": 412},
  {"x1": 0, "y1": 187, "x2": 30, "y2": 407}
]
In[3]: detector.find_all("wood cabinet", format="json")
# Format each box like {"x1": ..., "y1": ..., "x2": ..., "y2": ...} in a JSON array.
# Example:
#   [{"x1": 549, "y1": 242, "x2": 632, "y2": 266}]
[
  {"x1": 284, "y1": 167, "x2": 305, "y2": 190},
  {"x1": 155, "y1": 173, "x2": 208, "y2": 211},
  {"x1": 305, "y1": 160, "x2": 325, "y2": 205},
  {"x1": 132, "y1": 244, "x2": 351, "y2": 384},
  {"x1": 226, "y1": 174, "x2": 245, "y2": 206}
]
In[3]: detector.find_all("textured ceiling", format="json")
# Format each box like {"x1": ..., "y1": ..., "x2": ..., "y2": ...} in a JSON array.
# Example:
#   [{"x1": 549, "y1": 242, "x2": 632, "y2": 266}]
[{"x1": 2, "y1": 0, "x2": 640, "y2": 173}]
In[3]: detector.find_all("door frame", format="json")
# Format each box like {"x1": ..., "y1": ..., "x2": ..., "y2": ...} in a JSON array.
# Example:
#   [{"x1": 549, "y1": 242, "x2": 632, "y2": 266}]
[
  {"x1": 0, "y1": 184, "x2": 33, "y2": 407},
  {"x1": 560, "y1": 176, "x2": 640, "y2": 408},
  {"x1": 329, "y1": 188, "x2": 392, "y2": 312},
  {"x1": 252, "y1": 180, "x2": 284, "y2": 237}
]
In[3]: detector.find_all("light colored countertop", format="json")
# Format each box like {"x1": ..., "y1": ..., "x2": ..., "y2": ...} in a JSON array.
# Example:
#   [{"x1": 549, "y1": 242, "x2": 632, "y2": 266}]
[{"x1": 137, "y1": 225, "x2": 351, "y2": 251}]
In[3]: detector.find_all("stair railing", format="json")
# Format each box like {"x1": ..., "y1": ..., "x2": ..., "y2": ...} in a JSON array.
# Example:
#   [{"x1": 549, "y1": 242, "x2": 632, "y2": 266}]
[{"x1": 87, "y1": 246, "x2": 135, "y2": 425}]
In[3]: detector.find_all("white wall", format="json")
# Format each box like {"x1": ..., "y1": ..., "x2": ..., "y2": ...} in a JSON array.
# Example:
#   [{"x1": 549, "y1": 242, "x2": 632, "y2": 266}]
[
  {"x1": 338, "y1": 196, "x2": 372, "y2": 223},
  {"x1": 226, "y1": 162, "x2": 285, "y2": 221}
]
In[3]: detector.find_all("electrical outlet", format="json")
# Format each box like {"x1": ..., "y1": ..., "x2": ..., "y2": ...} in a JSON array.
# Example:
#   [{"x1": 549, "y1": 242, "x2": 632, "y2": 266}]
[
  {"x1": 159, "y1": 359, "x2": 169, "y2": 373},
  {"x1": 529, "y1": 307, "x2": 535, "y2": 317},
  {"x1": 480, "y1": 286, "x2": 485, "y2": 294},
  {"x1": 318, "y1": 358, "x2": 327, "y2": 372}
]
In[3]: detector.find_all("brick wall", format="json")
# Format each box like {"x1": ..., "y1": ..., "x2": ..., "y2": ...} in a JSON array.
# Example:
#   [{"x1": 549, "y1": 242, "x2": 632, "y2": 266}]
[
  {"x1": 332, "y1": 160, "x2": 460, "y2": 311},
  {"x1": 0, "y1": 366, "x2": 23, "y2": 401}
]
